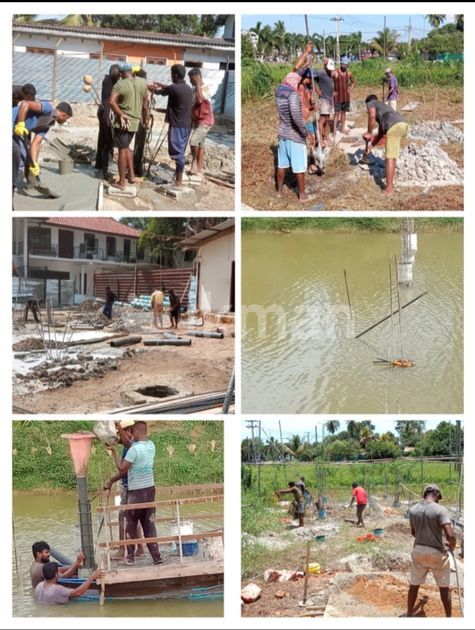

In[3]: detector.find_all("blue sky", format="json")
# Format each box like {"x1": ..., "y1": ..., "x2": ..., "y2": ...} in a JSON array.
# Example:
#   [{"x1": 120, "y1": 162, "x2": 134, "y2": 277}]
[
  {"x1": 241, "y1": 418, "x2": 462, "y2": 441},
  {"x1": 241, "y1": 14, "x2": 455, "y2": 43}
]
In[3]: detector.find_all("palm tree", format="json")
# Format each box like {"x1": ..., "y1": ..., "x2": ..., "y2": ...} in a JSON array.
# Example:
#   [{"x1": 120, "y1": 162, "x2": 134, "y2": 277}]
[
  {"x1": 325, "y1": 420, "x2": 341, "y2": 435},
  {"x1": 371, "y1": 28, "x2": 400, "y2": 56},
  {"x1": 426, "y1": 14, "x2": 446, "y2": 29},
  {"x1": 286, "y1": 434, "x2": 302, "y2": 455},
  {"x1": 13, "y1": 14, "x2": 40, "y2": 23},
  {"x1": 259, "y1": 25, "x2": 275, "y2": 59},
  {"x1": 57, "y1": 15, "x2": 101, "y2": 27},
  {"x1": 454, "y1": 14, "x2": 464, "y2": 31},
  {"x1": 346, "y1": 420, "x2": 359, "y2": 440},
  {"x1": 273, "y1": 20, "x2": 286, "y2": 59},
  {"x1": 359, "y1": 426, "x2": 375, "y2": 449}
]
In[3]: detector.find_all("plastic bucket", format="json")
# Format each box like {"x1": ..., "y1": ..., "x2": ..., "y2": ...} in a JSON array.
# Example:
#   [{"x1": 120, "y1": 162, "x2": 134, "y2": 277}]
[
  {"x1": 373, "y1": 528, "x2": 384, "y2": 537},
  {"x1": 182, "y1": 542, "x2": 199, "y2": 556},
  {"x1": 319, "y1": 509, "x2": 327, "y2": 520},
  {"x1": 59, "y1": 159, "x2": 73, "y2": 175},
  {"x1": 92, "y1": 421, "x2": 118, "y2": 447},
  {"x1": 315, "y1": 535, "x2": 326, "y2": 543}
]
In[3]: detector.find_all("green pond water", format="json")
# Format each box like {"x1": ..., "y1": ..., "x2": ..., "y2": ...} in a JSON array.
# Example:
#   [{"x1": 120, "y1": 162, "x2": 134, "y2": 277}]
[
  {"x1": 242, "y1": 230, "x2": 463, "y2": 414},
  {"x1": 12, "y1": 494, "x2": 223, "y2": 617}
]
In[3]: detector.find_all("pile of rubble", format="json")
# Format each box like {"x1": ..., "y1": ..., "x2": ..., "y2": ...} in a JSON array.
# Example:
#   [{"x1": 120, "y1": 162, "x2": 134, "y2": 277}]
[
  {"x1": 15, "y1": 349, "x2": 136, "y2": 388},
  {"x1": 409, "y1": 121, "x2": 464, "y2": 144}
]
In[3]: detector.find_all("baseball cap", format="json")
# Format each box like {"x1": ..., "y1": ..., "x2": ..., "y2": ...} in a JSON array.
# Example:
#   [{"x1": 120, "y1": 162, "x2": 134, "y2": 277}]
[
  {"x1": 119, "y1": 420, "x2": 135, "y2": 429},
  {"x1": 118, "y1": 62, "x2": 132, "y2": 73},
  {"x1": 423, "y1": 484, "x2": 442, "y2": 499},
  {"x1": 340, "y1": 56, "x2": 350, "y2": 65}
]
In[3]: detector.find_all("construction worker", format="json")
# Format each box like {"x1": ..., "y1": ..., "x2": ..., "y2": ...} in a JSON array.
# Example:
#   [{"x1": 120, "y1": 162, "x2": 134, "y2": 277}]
[
  {"x1": 151, "y1": 286, "x2": 165, "y2": 328},
  {"x1": 168, "y1": 288, "x2": 181, "y2": 329},
  {"x1": 94, "y1": 64, "x2": 120, "y2": 179},
  {"x1": 405, "y1": 484, "x2": 456, "y2": 617},
  {"x1": 346, "y1": 481, "x2": 368, "y2": 526},
  {"x1": 24, "y1": 297, "x2": 40, "y2": 323},
  {"x1": 30, "y1": 541, "x2": 85, "y2": 589},
  {"x1": 314, "y1": 58, "x2": 335, "y2": 147},
  {"x1": 188, "y1": 67, "x2": 214, "y2": 176},
  {"x1": 35, "y1": 561, "x2": 103, "y2": 605},
  {"x1": 332, "y1": 57, "x2": 356, "y2": 135},
  {"x1": 102, "y1": 286, "x2": 116, "y2": 320},
  {"x1": 383, "y1": 68, "x2": 399, "y2": 110},
  {"x1": 275, "y1": 481, "x2": 305, "y2": 527},
  {"x1": 12, "y1": 99, "x2": 73, "y2": 191}
]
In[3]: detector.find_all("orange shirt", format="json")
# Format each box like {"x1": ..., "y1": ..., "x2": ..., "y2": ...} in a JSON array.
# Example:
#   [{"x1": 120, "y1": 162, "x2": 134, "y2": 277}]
[{"x1": 353, "y1": 486, "x2": 367, "y2": 505}]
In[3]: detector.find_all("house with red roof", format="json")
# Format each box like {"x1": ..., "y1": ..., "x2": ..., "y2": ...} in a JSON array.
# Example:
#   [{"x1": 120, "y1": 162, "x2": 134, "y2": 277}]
[{"x1": 12, "y1": 217, "x2": 147, "y2": 303}]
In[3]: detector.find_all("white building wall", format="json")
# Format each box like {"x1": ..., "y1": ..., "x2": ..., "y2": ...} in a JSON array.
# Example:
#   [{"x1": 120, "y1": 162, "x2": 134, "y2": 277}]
[
  {"x1": 198, "y1": 232, "x2": 234, "y2": 313},
  {"x1": 14, "y1": 33, "x2": 101, "y2": 56},
  {"x1": 183, "y1": 48, "x2": 230, "y2": 69}
]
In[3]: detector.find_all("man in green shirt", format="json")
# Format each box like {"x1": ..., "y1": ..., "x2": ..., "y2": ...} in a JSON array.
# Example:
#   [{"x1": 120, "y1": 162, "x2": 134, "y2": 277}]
[{"x1": 110, "y1": 63, "x2": 149, "y2": 190}]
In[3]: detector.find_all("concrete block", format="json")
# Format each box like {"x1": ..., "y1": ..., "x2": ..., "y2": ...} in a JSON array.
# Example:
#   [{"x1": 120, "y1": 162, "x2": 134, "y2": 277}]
[
  {"x1": 157, "y1": 184, "x2": 194, "y2": 198},
  {"x1": 107, "y1": 185, "x2": 138, "y2": 198}
]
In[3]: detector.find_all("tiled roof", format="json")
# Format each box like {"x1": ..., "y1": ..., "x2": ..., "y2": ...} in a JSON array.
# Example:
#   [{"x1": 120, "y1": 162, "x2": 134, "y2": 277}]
[{"x1": 44, "y1": 218, "x2": 141, "y2": 238}]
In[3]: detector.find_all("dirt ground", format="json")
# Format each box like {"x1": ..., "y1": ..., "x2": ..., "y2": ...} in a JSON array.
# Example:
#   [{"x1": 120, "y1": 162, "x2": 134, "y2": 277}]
[
  {"x1": 242, "y1": 498, "x2": 464, "y2": 618},
  {"x1": 242, "y1": 86, "x2": 463, "y2": 211},
  {"x1": 12, "y1": 314, "x2": 234, "y2": 414},
  {"x1": 37, "y1": 103, "x2": 235, "y2": 211}
]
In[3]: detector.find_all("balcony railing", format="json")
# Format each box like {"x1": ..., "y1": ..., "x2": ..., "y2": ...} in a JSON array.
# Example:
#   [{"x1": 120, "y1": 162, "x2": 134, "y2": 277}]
[{"x1": 28, "y1": 244, "x2": 140, "y2": 264}]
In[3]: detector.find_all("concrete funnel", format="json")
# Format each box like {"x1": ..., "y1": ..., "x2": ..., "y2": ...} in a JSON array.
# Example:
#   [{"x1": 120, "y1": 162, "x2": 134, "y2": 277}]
[{"x1": 61, "y1": 432, "x2": 96, "y2": 477}]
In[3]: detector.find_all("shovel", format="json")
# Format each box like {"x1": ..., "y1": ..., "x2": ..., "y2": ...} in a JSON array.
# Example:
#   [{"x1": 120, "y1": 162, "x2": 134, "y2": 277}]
[{"x1": 18, "y1": 136, "x2": 60, "y2": 199}]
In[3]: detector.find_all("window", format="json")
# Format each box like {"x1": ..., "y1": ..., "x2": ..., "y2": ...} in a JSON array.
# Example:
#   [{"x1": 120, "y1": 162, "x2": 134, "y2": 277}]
[
  {"x1": 184, "y1": 61, "x2": 203, "y2": 68},
  {"x1": 89, "y1": 52, "x2": 127, "y2": 61},
  {"x1": 28, "y1": 227, "x2": 52, "y2": 255},
  {"x1": 146, "y1": 57, "x2": 167, "y2": 65},
  {"x1": 219, "y1": 61, "x2": 235, "y2": 70},
  {"x1": 106, "y1": 236, "x2": 116, "y2": 257},
  {"x1": 26, "y1": 46, "x2": 54, "y2": 55},
  {"x1": 84, "y1": 233, "x2": 97, "y2": 251}
]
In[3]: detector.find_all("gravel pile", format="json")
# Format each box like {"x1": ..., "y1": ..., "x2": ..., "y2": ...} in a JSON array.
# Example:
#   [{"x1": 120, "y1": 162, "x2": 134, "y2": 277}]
[{"x1": 409, "y1": 121, "x2": 464, "y2": 144}]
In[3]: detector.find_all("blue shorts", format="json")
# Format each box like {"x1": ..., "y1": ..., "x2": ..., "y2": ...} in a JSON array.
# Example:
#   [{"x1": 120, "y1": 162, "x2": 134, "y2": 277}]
[
  {"x1": 168, "y1": 126, "x2": 191, "y2": 171},
  {"x1": 277, "y1": 138, "x2": 307, "y2": 173},
  {"x1": 305, "y1": 121, "x2": 316, "y2": 134}
]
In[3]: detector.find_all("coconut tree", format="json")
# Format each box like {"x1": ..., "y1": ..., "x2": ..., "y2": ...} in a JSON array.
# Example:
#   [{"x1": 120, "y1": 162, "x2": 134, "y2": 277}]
[
  {"x1": 259, "y1": 24, "x2": 275, "y2": 59},
  {"x1": 371, "y1": 28, "x2": 400, "y2": 56},
  {"x1": 286, "y1": 434, "x2": 302, "y2": 455},
  {"x1": 273, "y1": 20, "x2": 286, "y2": 59},
  {"x1": 325, "y1": 420, "x2": 341, "y2": 435},
  {"x1": 426, "y1": 14, "x2": 446, "y2": 29},
  {"x1": 454, "y1": 14, "x2": 464, "y2": 31}
]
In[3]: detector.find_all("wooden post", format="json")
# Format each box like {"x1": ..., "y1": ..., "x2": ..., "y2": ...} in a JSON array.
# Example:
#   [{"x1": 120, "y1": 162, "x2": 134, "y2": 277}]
[
  {"x1": 99, "y1": 550, "x2": 105, "y2": 606},
  {"x1": 220, "y1": 56, "x2": 230, "y2": 115},
  {"x1": 52, "y1": 38, "x2": 64, "y2": 104},
  {"x1": 432, "y1": 88, "x2": 438, "y2": 121},
  {"x1": 302, "y1": 540, "x2": 311, "y2": 605}
]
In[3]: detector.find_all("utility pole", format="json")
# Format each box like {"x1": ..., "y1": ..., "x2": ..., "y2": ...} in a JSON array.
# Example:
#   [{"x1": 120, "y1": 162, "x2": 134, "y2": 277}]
[
  {"x1": 305, "y1": 432, "x2": 310, "y2": 445},
  {"x1": 246, "y1": 420, "x2": 260, "y2": 493},
  {"x1": 408, "y1": 16, "x2": 412, "y2": 52},
  {"x1": 322, "y1": 29, "x2": 326, "y2": 58},
  {"x1": 331, "y1": 16, "x2": 344, "y2": 62},
  {"x1": 383, "y1": 16, "x2": 387, "y2": 61}
]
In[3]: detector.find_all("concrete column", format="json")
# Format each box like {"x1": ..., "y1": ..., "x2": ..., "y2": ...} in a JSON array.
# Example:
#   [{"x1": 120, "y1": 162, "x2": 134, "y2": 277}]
[{"x1": 23, "y1": 218, "x2": 28, "y2": 272}]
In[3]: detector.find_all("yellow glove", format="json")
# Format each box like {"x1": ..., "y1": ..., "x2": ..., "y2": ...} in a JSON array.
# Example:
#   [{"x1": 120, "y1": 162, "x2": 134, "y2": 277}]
[
  {"x1": 14, "y1": 121, "x2": 29, "y2": 136},
  {"x1": 29, "y1": 162, "x2": 40, "y2": 177}
]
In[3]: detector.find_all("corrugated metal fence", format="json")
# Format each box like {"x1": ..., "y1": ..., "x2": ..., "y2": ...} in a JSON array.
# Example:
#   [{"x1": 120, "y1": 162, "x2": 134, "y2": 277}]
[
  {"x1": 13, "y1": 52, "x2": 235, "y2": 118},
  {"x1": 93, "y1": 268, "x2": 193, "y2": 305}
]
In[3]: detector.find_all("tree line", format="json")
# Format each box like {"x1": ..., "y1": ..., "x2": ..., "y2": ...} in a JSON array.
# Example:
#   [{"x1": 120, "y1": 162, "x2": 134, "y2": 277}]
[
  {"x1": 242, "y1": 14, "x2": 464, "y2": 61},
  {"x1": 242, "y1": 421, "x2": 463, "y2": 463}
]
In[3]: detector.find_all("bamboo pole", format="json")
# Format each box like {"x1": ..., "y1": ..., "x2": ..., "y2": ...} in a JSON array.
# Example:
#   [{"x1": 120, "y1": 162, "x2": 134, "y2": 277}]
[
  {"x1": 302, "y1": 540, "x2": 311, "y2": 605},
  {"x1": 355, "y1": 291, "x2": 428, "y2": 339},
  {"x1": 394, "y1": 255, "x2": 404, "y2": 357},
  {"x1": 432, "y1": 88, "x2": 438, "y2": 121},
  {"x1": 388, "y1": 258, "x2": 394, "y2": 357},
  {"x1": 343, "y1": 269, "x2": 353, "y2": 320},
  {"x1": 99, "y1": 551, "x2": 105, "y2": 606}
]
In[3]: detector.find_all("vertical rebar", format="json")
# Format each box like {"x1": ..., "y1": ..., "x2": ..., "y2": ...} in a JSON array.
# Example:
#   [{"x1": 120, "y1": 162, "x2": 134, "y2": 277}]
[
  {"x1": 394, "y1": 254, "x2": 404, "y2": 357},
  {"x1": 343, "y1": 269, "x2": 353, "y2": 320}
]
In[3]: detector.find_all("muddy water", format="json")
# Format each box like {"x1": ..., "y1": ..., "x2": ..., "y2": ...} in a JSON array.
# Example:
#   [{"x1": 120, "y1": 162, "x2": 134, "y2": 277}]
[
  {"x1": 12, "y1": 494, "x2": 223, "y2": 617},
  {"x1": 242, "y1": 230, "x2": 463, "y2": 413}
]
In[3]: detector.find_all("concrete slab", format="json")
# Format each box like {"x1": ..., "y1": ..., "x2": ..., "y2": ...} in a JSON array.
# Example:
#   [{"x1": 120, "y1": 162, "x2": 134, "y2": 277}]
[
  {"x1": 401, "y1": 101, "x2": 421, "y2": 112},
  {"x1": 106, "y1": 184, "x2": 138, "y2": 198},
  {"x1": 13, "y1": 163, "x2": 100, "y2": 211},
  {"x1": 157, "y1": 184, "x2": 195, "y2": 199}
]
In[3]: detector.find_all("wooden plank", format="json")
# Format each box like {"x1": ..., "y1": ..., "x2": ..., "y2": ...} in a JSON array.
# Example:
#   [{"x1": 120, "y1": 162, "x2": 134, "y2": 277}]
[
  {"x1": 97, "y1": 495, "x2": 223, "y2": 513},
  {"x1": 104, "y1": 559, "x2": 223, "y2": 585},
  {"x1": 99, "y1": 530, "x2": 223, "y2": 549},
  {"x1": 107, "y1": 513, "x2": 224, "y2": 526}
]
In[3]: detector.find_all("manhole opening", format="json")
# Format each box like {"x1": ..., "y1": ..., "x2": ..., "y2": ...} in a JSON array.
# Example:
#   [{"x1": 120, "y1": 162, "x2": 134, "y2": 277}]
[{"x1": 135, "y1": 385, "x2": 178, "y2": 398}]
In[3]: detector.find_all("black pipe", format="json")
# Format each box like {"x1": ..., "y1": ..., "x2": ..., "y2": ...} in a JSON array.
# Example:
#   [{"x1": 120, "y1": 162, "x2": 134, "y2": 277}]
[
  {"x1": 186, "y1": 331, "x2": 224, "y2": 339},
  {"x1": 355, "y1": 291, "x2": 428, "y2": 339},
  {"x1": 144, "y1": 339, "x2": 192, "y2": 347},
  {"x1": 109, "y1": 336, "x2": 142, "y2": 347}
]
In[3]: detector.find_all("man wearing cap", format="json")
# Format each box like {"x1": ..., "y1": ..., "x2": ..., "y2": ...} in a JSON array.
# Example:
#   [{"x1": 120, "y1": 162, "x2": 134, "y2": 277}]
[
  {"x1": 109, "y1": 63, "x2": 149, "y2": 190},
  {"x1": 333, "y1": 57, "x2": 356, "y2": 135},
  {"x1": 104, "y1": 421, "x2": 145, "y2": 560},
  {"x1": 293, "y1": 41, "x2": 318, "y2": 166},
  {"x1": 314, "y1": 58, "x2": 335, "y2": 147},
  {"x1": 12, "y1": 98, "x2": 73, "y2": 191},
  {"x1": 384, "y1": 68, "x2": 399, "y2": 110},
  {"x1": 406, "y1": 484, "x2": 456, "y2": 617},
  {"x1": 363, "y1": 94, "x2": 409, "y2": 194},
  {"x1": 151, "y1": 64, "x2": 193, "y2": 188}
]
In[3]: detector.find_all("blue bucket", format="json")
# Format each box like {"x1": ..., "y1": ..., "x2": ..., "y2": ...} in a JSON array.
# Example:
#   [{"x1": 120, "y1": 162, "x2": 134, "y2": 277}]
[
  {"x1": 373, "y1": 528, "x2": 384, "y2": 537},
  {"x1": 182, "y1": 542, "x2": 199, "y2": 556},
  {"x1": 319, "y1": 509, "x2": 327, "y2": 520}
]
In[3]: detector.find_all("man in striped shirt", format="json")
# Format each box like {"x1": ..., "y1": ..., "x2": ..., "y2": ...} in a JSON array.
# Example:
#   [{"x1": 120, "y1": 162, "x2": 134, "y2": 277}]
[
  {"x1": 107, "y1": 421, "x2": 163, "y2": 565},
  {"x1": 275, "y1": 72, "x2": 308, "y2": 201}
]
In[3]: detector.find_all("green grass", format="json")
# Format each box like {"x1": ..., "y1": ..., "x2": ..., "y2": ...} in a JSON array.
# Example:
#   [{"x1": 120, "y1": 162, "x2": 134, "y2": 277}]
[
  {"x1": 241, "y1": 217, "x2": 463, "y2": 233},
  {"x1": 243, "y1": 460, "x2": 463, "y2": 504},
  {"x1": 242, "y1": 58, "x2": 463, "y2": 102},
  {"x1": 13, "y1": 421, "x2": 224, "y2": 492}
]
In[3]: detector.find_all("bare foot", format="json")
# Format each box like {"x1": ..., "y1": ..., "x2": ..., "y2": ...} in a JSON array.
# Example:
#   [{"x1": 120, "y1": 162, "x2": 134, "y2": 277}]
[
  {"x1": 136, "y1": 547, "x2": 146, "y2": 557},
  {"x1": 299, "y1": 192, "x2": 308, "y2": 202},
  {"x1": 383, "y1": 187, "x2": 394, "y2": 195},
  {"x1": 110, "y1": 182, "x2": 127, "y2": 191}
]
